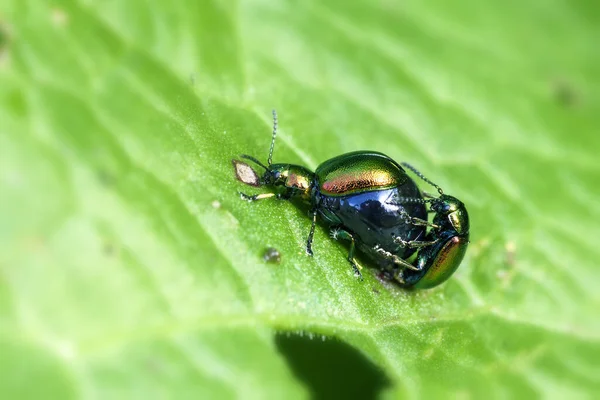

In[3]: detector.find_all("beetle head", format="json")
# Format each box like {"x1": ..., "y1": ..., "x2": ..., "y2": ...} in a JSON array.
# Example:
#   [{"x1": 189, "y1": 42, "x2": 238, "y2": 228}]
[{"x1": 430, "y1": 194, "x2": 469, "y2": 236}]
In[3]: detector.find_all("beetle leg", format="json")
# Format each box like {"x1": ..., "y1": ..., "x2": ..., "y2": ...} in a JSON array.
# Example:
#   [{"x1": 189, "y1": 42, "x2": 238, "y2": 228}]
[
  {"x1": 305, "y1": 209, "x2": 318, "y2": 256},
  {"x1": 239, "y1": 192, "x2": 276, "y2": 202},
  {"x1": 411, "y1": 217, "x2": 440, "y2": 229},
  {"x1": 240, "y1": 188, "x2": 294, "y2": 202},
  {"x1": 398, "y1": 209, "x2": 440, "y2": 229},
  {"x1": 394, "y1": 237, "x2": 439, "y2": 249},
  {"x1": 374, "y1": 245, "x2": 420, "y2": 271},
  {"x1": 329, "y1": 227, "x2": 363, "y2": 280}
]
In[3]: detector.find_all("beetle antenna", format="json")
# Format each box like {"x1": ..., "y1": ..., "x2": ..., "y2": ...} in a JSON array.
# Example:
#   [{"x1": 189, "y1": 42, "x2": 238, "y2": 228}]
[
  {"x1": 395, "y1": 197, "x2": 427, "y2": 205},
  {"x1": 401, "y1": 162, "x2": 444, "y2": 195},
  {"x1": 240, "y1": 154, "x2": 269, "y2": 171},
  {"x1": 267, "y1": 109, "x2": 278, "y2": 166}
]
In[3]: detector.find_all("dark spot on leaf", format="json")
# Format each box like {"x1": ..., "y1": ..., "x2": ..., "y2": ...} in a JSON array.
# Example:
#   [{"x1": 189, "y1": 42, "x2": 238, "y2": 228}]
[
  {"x1": 97, "y1": 170, "x2": 115, "y2": 186},
  {"x1": 276, "y1": 333, "x2": 391, "y2": 400},
  {"x1": 262, "y1": 247, "x2": 281, "y2": 264},
  {"x1": 0, "y1": 20, "x2": 11, "y2": 66},
  {"x1": 552, "y1": 79, "x2": 579, "y2": 107},
  {"x1": 103, "y1": 241, "x2": 116, "y2": 256}
]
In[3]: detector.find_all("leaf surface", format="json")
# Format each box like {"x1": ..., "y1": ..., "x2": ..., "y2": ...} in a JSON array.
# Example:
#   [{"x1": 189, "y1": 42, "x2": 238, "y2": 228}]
[{"x1": 1, "y1": 0, "x2": 599, "y2": 398}]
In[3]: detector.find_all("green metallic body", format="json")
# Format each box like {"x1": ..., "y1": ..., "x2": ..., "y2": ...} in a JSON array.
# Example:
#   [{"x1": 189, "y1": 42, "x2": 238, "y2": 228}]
[
  {"x1": 401, "y1": 195, "x2": 470, "y2": 288},
  {"x1": 237, "y1": 112, "x2": 470, "y2": 289},
  {"x1": 313, "y1": 152, "x2": 427, "y2": 263},
  {"x1": 316, "y1": 151, "x2": 408, "y2": 196}
]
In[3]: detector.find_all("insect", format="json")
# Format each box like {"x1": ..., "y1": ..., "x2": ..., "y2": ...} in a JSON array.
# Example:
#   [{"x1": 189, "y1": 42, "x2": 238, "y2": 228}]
[
  {"x1": 262, "y1": 247, "x2": 282, "y2": 264},
  {"x1": 236, "y1": 111, "x2": 469, "y2": 288}
]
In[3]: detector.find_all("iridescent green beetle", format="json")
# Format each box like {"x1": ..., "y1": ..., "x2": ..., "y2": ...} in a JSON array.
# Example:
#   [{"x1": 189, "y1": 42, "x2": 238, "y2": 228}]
[{"x1": 236, "y1": 111, "x2": 469, "y2": 289}]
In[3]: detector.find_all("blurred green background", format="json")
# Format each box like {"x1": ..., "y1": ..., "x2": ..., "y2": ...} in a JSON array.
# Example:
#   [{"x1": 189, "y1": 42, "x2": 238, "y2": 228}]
[{"x1": 1, "y1": 0, "x2": 599, "y2": 398}]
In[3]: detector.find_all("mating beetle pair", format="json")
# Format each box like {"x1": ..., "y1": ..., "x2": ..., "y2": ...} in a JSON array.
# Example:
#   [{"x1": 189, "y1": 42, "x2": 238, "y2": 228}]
[{"x1": 235, "y1": 111, "x2": 469, "y2": 289}]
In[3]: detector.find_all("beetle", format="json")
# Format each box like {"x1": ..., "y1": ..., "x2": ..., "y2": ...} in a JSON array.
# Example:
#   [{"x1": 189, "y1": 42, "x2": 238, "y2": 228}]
[
  {"x1": 236, "y1": 111, "x2": 469, "y2": 288},
  {"x1": 394, "y1": 164, "x2": 470, "y2": 289}
]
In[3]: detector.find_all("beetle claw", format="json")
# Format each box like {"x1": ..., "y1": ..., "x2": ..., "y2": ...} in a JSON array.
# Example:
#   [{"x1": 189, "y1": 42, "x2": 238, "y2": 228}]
[
  {"x1": 330, "y1": 228, "x2": 340, "y2": 240},
  {"x1": 404, "y1": 263, "x2": 421, "y2": 271},
  {"x1": 395, "y1": 237, "x2": 409, "y2": 247},
  {"x1": 239, "y1": 191, "x2": 253, "y2": 201},
  {"x1": 352, "y1": 264, "x2": 363, "y2": 280}
]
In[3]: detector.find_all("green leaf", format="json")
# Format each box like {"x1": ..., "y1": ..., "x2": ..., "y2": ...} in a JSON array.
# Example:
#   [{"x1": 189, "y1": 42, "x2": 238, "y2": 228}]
[{"x1": 1, "y1": 0, "x2": 599, "y2": 398}]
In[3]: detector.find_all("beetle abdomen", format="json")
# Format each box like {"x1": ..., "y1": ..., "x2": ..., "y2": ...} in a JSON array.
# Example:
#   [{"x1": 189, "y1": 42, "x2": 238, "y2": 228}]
[
  {"x1": 403, "y1": 230, "x2": 469, "y2": 289},
  {"x1": 316, "y1": 151, "x2": 408, "y2": 196},
  {"x1": 319, "y1": 185, "x2": 426, "y2": 261}
]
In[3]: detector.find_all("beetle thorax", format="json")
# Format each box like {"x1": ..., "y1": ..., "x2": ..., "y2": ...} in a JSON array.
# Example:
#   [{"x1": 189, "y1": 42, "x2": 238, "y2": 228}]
[
  {"x1": 264, "y1": 163, "x2": 315, "y2": 199},
  {"x1": 432, "y1": 195, "x2": 469, "y2": 236}
]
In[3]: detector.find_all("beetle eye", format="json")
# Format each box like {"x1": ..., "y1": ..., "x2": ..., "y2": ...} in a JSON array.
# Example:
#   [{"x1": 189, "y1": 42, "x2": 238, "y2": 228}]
[
  {"x1": 431, "y1": 199, "x2": 443, "y2": 212},
  {"x1": 432, "y1": 200, "x2": 451, "y2": 214}
]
